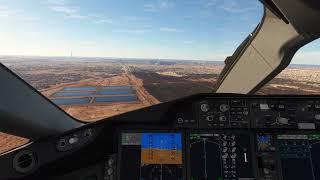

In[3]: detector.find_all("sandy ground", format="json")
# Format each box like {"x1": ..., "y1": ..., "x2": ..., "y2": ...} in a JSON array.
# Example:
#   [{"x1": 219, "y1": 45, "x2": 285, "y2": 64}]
[
  {"x1": 43, "y1": 66, "x2": 160, "y2": 121},
  {"x1": 0, "y1": 133, "x2": 29, "y2": 154}
]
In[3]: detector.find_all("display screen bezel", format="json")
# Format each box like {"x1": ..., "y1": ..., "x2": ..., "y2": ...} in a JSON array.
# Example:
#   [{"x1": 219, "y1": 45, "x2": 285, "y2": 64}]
[{"x1": 117, "y1": 129, "x2": 186, "y2": 180}]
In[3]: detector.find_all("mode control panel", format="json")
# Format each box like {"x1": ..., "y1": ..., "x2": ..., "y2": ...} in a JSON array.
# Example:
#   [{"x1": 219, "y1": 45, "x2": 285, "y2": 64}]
[
  {"x1": 174, "y1": 97, "x2": 320, "y2": 130},
  {"x1": 198, "y1": 99, "x2": 250, "y2": 129}
]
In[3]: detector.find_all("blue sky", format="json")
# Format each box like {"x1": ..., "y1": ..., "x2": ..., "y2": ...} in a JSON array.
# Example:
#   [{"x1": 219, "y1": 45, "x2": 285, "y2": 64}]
[{"x1": 0, "y1": 0, "x2": 319, "y2": 64}]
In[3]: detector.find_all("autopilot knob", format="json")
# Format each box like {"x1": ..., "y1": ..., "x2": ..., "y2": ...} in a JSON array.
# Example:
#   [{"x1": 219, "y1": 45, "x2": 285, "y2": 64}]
[
  {"x1": 220, "y1": 104, "x2": 230, "y2": 112},
  {"x1": 200, "y1": 102, "x2": 210, "y2": 112}
]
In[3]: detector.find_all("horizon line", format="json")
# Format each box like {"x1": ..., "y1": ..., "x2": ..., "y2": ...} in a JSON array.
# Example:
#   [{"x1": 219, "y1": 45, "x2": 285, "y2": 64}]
[
  {"x1": 0, "y1": 54, "x2": 319, "y2": 66},
  {"x1": 0, "y1": 54, "x2": 224, "y2": 62}
]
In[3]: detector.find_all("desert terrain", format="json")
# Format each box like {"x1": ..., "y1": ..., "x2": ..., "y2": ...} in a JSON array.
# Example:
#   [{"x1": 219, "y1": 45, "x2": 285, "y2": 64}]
[{"x1": 1, "y1": 56, "x2": 320, "y2": 153}]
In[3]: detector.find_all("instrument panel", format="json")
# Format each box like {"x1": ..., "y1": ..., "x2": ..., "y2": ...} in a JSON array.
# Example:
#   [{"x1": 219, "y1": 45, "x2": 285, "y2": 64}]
[
  {"x1": 116, "y1": 96, "x2": 320, "y2": 180},
  {"x1": 3, "y1": 95, "x2": 320, "y2": 180},
  {"x1": 118, "y1": 130, "x2": 320, "y2": 180}
]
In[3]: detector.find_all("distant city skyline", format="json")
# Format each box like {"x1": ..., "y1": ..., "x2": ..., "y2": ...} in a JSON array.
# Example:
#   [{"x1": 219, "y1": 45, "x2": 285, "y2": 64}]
[{"x1": 0, "y1": 0, "x2": 319, "y2": 64}]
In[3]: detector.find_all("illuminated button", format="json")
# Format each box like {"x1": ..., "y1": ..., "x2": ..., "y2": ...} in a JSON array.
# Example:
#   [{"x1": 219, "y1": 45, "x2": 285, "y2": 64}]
[
  {"x1": 278, "y1": 104, "x2": 285, "y2": 111},
  {"x1": 107, "y1": 168, "x2": 113, "y2": 175},
  {"x1": 278, "y1": 117, "x2": 289, "y2": 125},
  {"x1": 260, "y1": 104, "x2": 270, "y2": 110},
  {"x1": 231, "y1": 123, "x2": 238, "y2": 126},
  {"x1": 298, "y1": 123, "x2": 315, "y2": 129},
  {"x1": 69, "y1": 137, "x2": 79, "y2": 144},
  {"x1": 108, "y1": 159, "x2": 114, "y2": 166}
]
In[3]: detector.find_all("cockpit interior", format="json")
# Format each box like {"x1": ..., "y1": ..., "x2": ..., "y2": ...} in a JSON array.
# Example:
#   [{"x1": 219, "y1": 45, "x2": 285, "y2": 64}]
[{"x1": 1, "y1": 0, "x2": 320, "y2": 180}]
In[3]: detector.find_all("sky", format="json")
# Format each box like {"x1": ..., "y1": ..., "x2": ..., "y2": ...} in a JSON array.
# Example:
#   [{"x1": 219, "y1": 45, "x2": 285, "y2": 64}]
[{"x1": 0, "y1": 0, "x2": 319, "y2": 64}]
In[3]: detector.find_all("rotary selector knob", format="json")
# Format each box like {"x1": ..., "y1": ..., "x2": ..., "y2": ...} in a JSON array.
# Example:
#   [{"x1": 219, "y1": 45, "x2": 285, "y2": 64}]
[
  {"x1": 108, "y1": 158, "x2": 114, "y2": 166},
  {"x1": 231, "y1": 153, "x2": 237, "y2": 159},
  {"x1": 220, "y1": 104, "x2": 230, "y2": 112},
  {"x1": 206, "y1": 115, "x2": 214, "y2": 122},
  {"x1": 231, "y1": 147, "x2": 236, "y2": 153},
  {"x1": 223, "y1": 141, "x2": 228, "y2": 146},
  {"x1": 223, "y1": 147, "x2": 228, "y2": 153},
  {"x1": 230, "y1": 135, "x2": 236, "y2": 140},
  {"x1": 219, "y1": 115, "x2": 227, "y2": 122},
  {"x1": 231, "y1": 141, "x2": 236, "y2": 147},
  {"x1": 222, "y1": 153, "x2": 228, "y2": 159},
  {"x1": 200, "y1": 102, "x2": 210, "y2": 112}
]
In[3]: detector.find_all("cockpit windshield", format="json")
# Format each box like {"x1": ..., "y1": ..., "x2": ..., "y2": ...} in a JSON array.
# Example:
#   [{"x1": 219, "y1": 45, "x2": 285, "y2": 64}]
[
  {"x1": 257, "y1": 40, "x2": 320, "y2": 95},
  {"x1": 0, "y1": 0, "x2": 263, "y2": 121}
]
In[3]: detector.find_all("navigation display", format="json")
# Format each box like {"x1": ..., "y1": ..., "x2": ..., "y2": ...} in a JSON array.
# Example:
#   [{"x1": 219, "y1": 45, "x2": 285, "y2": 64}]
[{"x1": 120, "y1": 132, "x2": 183, "y2": 180}]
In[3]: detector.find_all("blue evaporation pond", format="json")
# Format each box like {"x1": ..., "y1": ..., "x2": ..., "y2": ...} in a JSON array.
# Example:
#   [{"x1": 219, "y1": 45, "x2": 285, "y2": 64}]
[
  {"x1": 53, "y1": 91, "x2": 95, "y2": 97},
  {"x1": 101, "y1": 86, "x2": 132, "y2": 90},
  {"x1": 98, "y1": 89, "x2": 134, "y2": 95},
  {"x1": 51, "y1": 98, "x2": 91, "y2": 105},
  {"x1": 95, "y1": 95, "x2": 137, "y2": 103},
  {"x1": 63, "y1": 86, "x2": 96, "y2": 91}
]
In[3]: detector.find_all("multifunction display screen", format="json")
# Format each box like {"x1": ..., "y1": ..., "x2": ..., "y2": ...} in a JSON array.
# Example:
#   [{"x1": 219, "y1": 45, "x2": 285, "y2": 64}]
[{"x1": 119, "y1": 132, "x2": 183, "y2": 180}]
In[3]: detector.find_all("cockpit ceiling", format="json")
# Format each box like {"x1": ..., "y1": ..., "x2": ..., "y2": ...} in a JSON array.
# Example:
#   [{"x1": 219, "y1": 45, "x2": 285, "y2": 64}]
[{"x1": 271, "y1": 0, "x2": 320, "y2": 36}]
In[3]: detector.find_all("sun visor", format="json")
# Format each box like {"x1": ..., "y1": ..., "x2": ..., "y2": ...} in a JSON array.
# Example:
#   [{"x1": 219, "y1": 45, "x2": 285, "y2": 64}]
[{"x1": 215, "y1": 7, "x2": 318, "y2": 94}]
